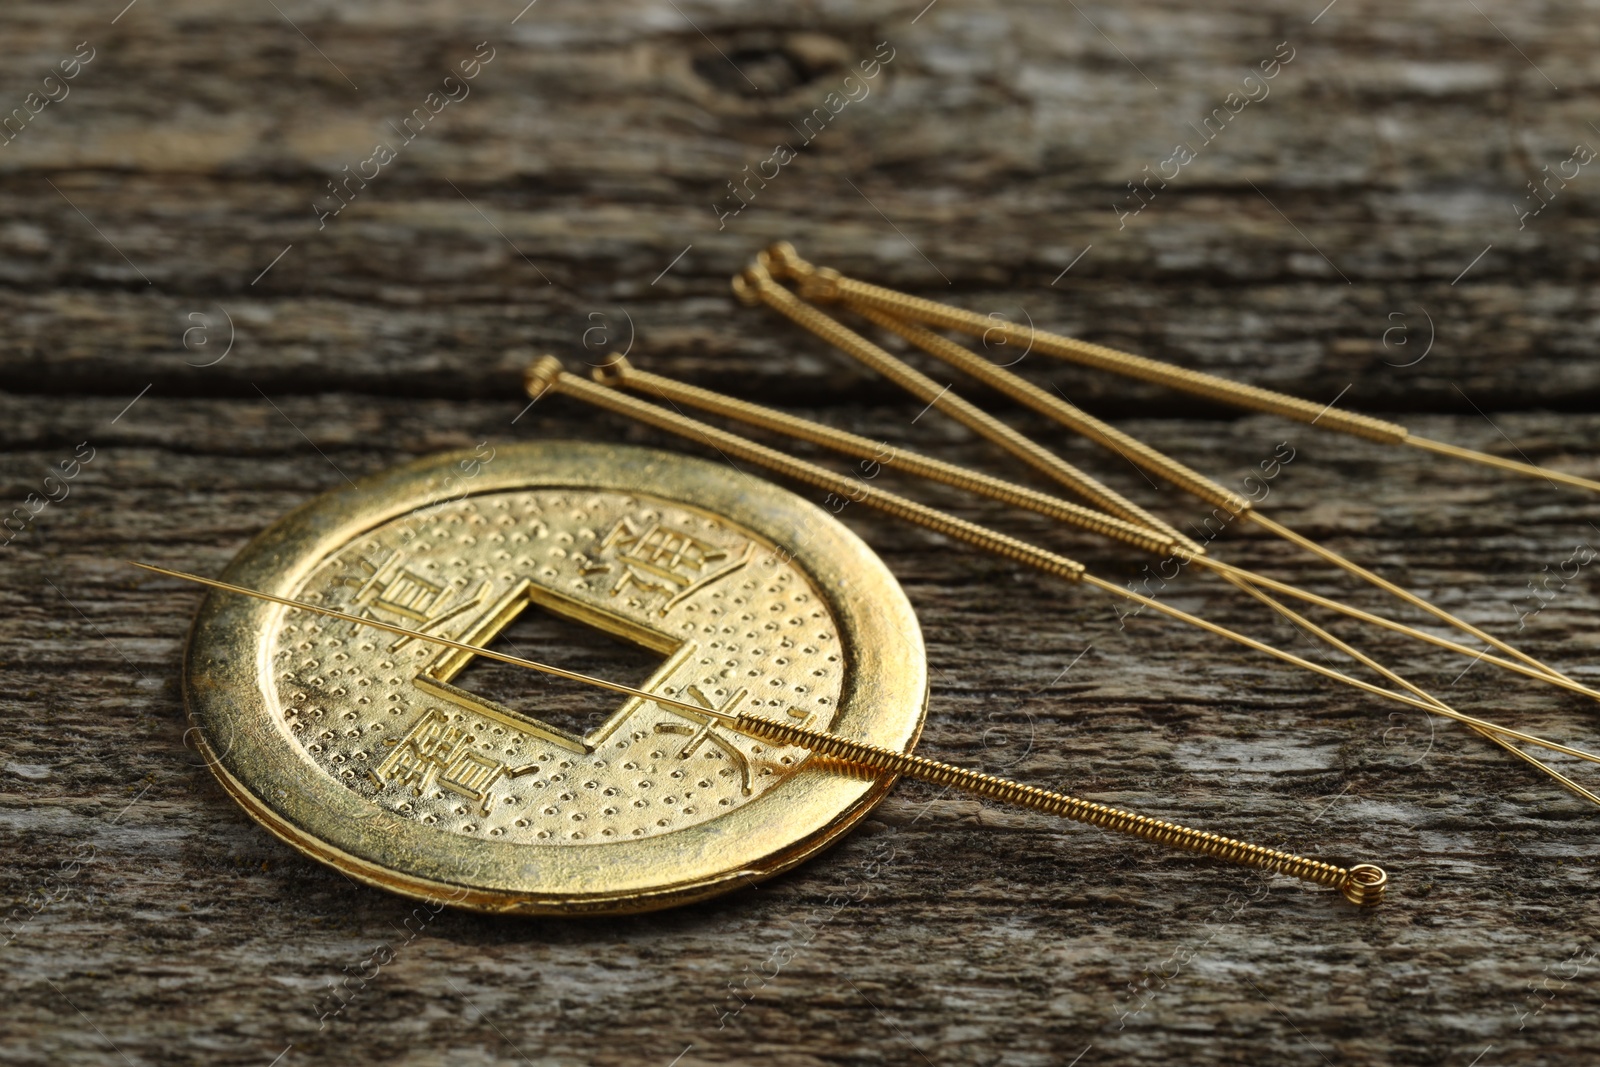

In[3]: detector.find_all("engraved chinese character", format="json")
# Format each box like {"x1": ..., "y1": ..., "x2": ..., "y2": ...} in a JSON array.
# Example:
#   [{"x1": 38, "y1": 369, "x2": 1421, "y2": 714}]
[
  {"x1": 376, "y1": 710, "x2": 517, "y2": 815},
  {"x1": 344, "y1": 550, "x2": 448, "y2": 623},
  {"x1": 600, "y1": 517, "x2": 751, "y2": 612},
  {"x1": 437, "y1": 750, "x2": 506, "y2": 807},
  {"x1": 370, "y1": 569, "x2": 446, "y2": 622},
  {"x1": 653, "y1": 685, "x2": 755, "y2": 795},
  {"x1": 335, "y1": 549, "x2": 492, "y2": 650}
]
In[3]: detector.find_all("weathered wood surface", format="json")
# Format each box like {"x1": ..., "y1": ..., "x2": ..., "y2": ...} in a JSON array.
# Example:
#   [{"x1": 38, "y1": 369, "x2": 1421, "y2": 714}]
[{"x1": 3, "y1": 1, "x2": 1599, "y2": 1065}]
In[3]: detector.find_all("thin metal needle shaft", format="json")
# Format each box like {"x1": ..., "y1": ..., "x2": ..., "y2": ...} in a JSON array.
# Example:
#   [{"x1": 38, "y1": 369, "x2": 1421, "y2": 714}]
[
  {"x1": 1215, "y1": 571, "x2": 1600, "y2": 806},
  {"x1": 130, "y1": 561, "x2": 1388, "y2": 903},
  {"x1": 1406, "y1": 435, "x2": 1600, "y2": 495},
  {"x1": 1190, "y1": 557, "x2": 1600, "y2": 702},
  {"x1": 130, "y1": 562, "x2": 722, "y2": 721},
  {"x1": 1076, "y1": 573, "x2": 1600, "y2": 765},
  {"x1": 1249, "y1": 510, "x2": 1579, "y2": 688},
  {"x1": 524, "y1": 358, "x2": 1600, "y2": 767}
]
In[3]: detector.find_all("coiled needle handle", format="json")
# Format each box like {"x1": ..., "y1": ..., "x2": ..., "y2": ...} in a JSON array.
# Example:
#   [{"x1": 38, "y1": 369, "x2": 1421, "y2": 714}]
[{"x1": 731, "y1": 715, "x2": 1388, "y2": 906}]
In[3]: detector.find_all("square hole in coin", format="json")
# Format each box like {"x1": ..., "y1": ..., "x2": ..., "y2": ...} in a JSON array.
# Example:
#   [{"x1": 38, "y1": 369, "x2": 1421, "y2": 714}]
[{"x1": 442, "y1": 601, "x2": 668, "y2": 740}]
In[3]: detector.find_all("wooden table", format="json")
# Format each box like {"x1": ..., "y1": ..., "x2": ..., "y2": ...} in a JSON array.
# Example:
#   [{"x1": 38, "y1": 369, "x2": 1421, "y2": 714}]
[{"x1": 3, "y1": 2, "x2": 1598, "y2": 1064}]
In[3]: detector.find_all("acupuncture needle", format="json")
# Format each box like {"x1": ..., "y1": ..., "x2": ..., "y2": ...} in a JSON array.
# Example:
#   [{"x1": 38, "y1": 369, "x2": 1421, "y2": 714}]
[
  {"x1": 591, "y1": 356, "x2": 1600, "y2": 806},
  {"x1": 524, "y1": 356, "x2": 1600, "y2": 772},
  {"x1": 764, "y1": 243, "x2": 1600, "y2": 496},
  {"x1": 129, "y1": 561, "x2": 1390, "y2": 905}
]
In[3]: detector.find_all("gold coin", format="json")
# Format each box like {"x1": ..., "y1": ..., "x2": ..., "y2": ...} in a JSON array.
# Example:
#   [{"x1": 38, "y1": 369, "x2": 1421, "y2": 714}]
[{"x1": 183, "y1": 441, "x2": 928, "y2": 914}]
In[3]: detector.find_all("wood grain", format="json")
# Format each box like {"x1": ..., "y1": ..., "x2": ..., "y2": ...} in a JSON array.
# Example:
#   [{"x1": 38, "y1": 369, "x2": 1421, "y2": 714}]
[{"x1": 2, "y1": 2, "x2": 1598, "y2": 1065}]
